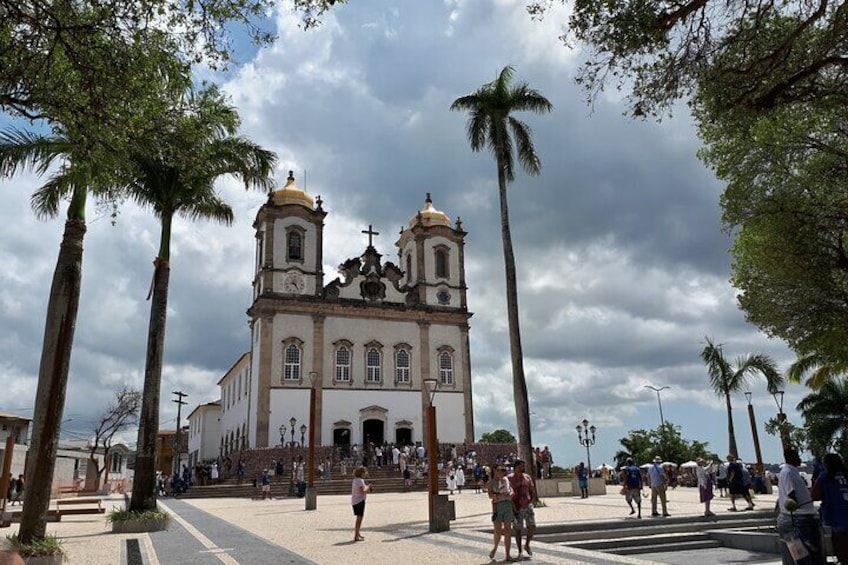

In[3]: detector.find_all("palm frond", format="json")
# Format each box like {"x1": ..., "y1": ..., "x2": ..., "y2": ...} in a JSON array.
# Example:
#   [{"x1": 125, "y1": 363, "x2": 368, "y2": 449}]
[
  {"x1": 0, "y1": 129, "x2": 72, "y2": 177},
  {"x1": 509, "y1": 116, "x2": 541, "y2": 176}
]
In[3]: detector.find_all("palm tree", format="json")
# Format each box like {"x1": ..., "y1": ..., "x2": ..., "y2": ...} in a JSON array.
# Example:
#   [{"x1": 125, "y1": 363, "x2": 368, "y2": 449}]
[
  {"x1": 700, "y1": 336, "x2": 784, "y2": 458},
  {"x1": 128, "y1": 87, "x2": 276, "y2": 512},
  {"x1": 0, "y1": 129, "x2": 109, "y2": 543},
  {"x1": 798, "y1": 378, "x2": 848, "y2": 458},
  {"x1": 787, "y1": 351, "x2": 848, "y2": 389},
  {"x1": 450, "y1": 66, "x2": 553, "y2": 473}
]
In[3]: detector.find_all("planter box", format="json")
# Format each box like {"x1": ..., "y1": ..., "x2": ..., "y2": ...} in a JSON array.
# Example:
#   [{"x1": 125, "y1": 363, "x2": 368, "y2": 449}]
[{"x1": 111, "y1": 518, "x2": 168, "y2": 534}]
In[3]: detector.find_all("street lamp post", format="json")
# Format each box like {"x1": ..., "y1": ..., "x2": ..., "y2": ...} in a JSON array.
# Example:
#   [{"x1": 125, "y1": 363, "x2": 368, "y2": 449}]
[
  {"x1": 773, "y1": 390, "x2": 790, "y2": 450},
  {"x1": 288, "y1": 416, "x2": 298, "y2": 497},
  {"x1": 306, "y1": 372, "x2": 318, "y2": 510},
  {"x1": 576, "y1": 419, "x2": 596, "y2": 474},
  {"x1": 423, "y1": 377, "x2": 448, "y2": 532},
  {"x1": 743, "y1": 391, "x2": 765, "y2": 477},
  {"x1": 643, "y1": 385, "x2": 670, "y2": 430}
]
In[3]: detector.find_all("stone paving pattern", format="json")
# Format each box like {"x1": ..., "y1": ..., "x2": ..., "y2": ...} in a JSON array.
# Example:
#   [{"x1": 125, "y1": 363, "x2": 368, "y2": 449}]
[{"x1": 0, "y1": 486, "x2": 787, "y2": 564}]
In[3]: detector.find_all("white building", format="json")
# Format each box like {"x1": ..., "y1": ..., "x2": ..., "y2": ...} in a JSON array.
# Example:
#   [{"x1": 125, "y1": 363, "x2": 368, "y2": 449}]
[
  {"x1": 214, "y1": 173, "x2": 476, "y2": 453},
  {"x1": 0, "y1": 412, "x2": 30, "y2": 479},
  {"x1": 186, "y1": 400, "x2": 222, "y2": 467}
]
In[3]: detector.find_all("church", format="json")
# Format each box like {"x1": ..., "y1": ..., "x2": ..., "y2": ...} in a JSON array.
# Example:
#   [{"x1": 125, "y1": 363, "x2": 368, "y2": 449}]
[{"x1": 198, "y1": 173, "x2": 475, "y2": 461}]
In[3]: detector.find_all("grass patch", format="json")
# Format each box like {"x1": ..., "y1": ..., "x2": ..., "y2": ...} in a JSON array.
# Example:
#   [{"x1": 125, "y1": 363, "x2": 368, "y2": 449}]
[
  {"x1": 6, "y1": 533, "x2": 64, "y2": 557},
  {"x1": 105, "y1": 508, "x2": 170, "y2": 524}
]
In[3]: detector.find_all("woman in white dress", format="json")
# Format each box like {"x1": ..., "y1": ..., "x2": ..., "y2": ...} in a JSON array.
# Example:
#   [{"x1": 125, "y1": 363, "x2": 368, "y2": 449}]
[
  {"x1": 446, "y1": 464, "x2": 457, "y2": 494},
  {"x1": 455, "y1": 465, "x2": 466, "y2": 493}
]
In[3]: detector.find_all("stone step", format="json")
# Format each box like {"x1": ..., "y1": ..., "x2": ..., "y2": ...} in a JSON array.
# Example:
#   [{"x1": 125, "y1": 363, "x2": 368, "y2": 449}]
[
  {"x1": 535, "y1": 516, "x2": 774, "y2": 544},
  {"x1": 568, "y1": 532, "x2": 710, "y2": 551},
  {"x1": 534, "y1": 509, "x2": 774, "y2": 534},
  {"x1": 611, "y1": 538, "x2": 724, "y2": 555}
]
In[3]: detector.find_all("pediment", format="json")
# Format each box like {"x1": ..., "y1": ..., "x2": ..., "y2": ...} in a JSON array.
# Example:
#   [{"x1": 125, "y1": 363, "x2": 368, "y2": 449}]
[
  {"x1": 333, "y1": 420, "x2": 353, "y2": 428},
  {"x1": 359, "y1": 405, "x2": 388, "y2": 414},
  {"x1": 395, "y1": 420, "x2": 413, "y2": 428}
]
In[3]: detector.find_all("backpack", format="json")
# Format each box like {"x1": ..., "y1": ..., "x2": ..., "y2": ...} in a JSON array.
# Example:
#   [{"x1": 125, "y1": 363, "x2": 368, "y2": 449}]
[{"x1": 626, "y1": 467, "x2": 641, "y2": 489}]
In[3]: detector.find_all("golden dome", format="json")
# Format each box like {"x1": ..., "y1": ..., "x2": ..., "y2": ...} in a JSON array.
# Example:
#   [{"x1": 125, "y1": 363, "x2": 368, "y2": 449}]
[
  {"x1": 271, "y1": 171, "x2": 314, "y2": 208},
  {"x1": 410, "y1": 193, "x2": 451, "y2": 228}
]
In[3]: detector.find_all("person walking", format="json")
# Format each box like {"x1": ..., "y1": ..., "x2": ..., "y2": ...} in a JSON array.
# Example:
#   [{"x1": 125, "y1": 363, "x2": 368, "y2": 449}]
[
  {"x1": 11, "y1": 475, "x2": 24, "y2": 506},
  {"x1": 508, "y1": 459, "x2": 537, "y2": 559},
  {"x1": 622, "y1": 458, "x2": 644, "y2": 518},
  {"x1": 576, "y1": 462, "x2": 589, "y2": 498},
  {"x1": 446, "y1": 463, "x2": 457, "y2": 495},
  {"x1": 811, "y1": 453, "x2": 848, "y2": 564},
  {"x1": 455, "y1": 464, "x2": 465, "y2": 493},
  {"x1": 777, "y1": 448, "x2": 824, "y2": 565},
  {"x1": 726, "y1": 454, "x2": 755, "y2": 511},
  {"x1": 488, "y1": 465, "x2": 515, "y2": 562},
  {"x1": 648, "y1": 456, "x2": 670, "y2": 517},
  {"x1": 716, "y1": 461, "x2": 728, "y2": 497},
  {"x1": 351, "y1": 466, "x2": 370, "y2": 542},
  {"x1": 696, "y1": 458, "x2": 716, "y2": 517}
]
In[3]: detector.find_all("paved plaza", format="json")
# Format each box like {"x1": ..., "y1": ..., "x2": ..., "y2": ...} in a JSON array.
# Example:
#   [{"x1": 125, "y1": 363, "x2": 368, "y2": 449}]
[{"x1": 1, "y1": 487, "x2": 785, "y2": 564}]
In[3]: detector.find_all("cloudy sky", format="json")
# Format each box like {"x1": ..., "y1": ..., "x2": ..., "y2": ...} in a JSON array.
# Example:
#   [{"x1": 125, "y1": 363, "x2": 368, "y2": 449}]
[{"x1": 0, "y1": 0, "x2": 805, "y2": 467}]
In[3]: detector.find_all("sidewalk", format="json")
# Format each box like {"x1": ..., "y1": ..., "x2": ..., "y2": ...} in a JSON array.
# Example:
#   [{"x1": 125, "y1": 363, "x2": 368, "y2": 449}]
[{"x1": 0, "y1": 487, "x2": 782, "y2": 564}]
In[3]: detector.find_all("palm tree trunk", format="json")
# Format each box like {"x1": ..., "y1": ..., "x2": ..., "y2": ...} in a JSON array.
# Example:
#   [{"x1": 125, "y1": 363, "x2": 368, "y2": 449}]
[
  {"x1": 496, "y1": 155, "x2": 534, "y2": 477},
  {"x1": 725, "y1": 391, "x2": 738, "y2": 458},
  {"x1": 18, "y1": 218, "x2": 86, "y2": 544},
  {"x1": 130, "y1": 255, "x2": 171, "y2": 512}
]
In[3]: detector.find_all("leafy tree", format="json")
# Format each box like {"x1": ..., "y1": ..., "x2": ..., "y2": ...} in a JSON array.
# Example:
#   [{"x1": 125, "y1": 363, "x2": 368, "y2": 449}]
[
  {"x1": 128, "y1": 87, "x2": 276, "y2": 512},
  {"x1": 528, "y1": 0, "x2": 848, "y2": 119},
  {"x1": 798, "y1": 378, "x2": 848, "y2": 461},
  {"x1": 764, "y1": 417, "x2": 809, "y2": 456},
  {"x1": 614, "y1": 423, "x2": 717, "y2": 469},
  {"x1": 787, "y1": 352, "x2": 848, "y2": 390},
  {"x1": 451, "y1": 66, "x2": 553, "y2": 477},
  {"x1": 479, "y1": 429, "x2": 518, "y2": 444},
  {"x1": 700, "y1": 337, "x2": 784, "y2": 458},
  {"x1": 87, "y1": 388, "x2": 142, "y2": 490},
  {"x1": 0, "y1": 127, "x2": 138, "y2": 543}
]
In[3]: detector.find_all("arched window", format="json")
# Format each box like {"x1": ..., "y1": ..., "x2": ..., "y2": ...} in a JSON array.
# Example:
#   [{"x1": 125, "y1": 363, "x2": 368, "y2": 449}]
[
  {"x1": 439, "y1": 351, "x2": 453, "y2": 385},
  {"x1": 287, "y1": 230, "x2": 303, "y2": 261},
  {"x1": 435, "y1": 247, "x2": 449, "y2": 279},
  {"x1": 335, "y1": 346, "x2": 351, "y2": 382},
  {"x1": 284, "y1": 344, "x2": 301, "y2": 381},
  {"x1": 366, "y1": 348, "x2": 382, "y2": 383},
  {"x1": 395, "y1": 349, "x2": 410, "y2": 383}
]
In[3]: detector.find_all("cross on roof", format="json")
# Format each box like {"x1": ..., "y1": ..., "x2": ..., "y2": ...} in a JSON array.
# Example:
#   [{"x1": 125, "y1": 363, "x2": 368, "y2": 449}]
[{"x1": 362, "y1": 224, "x2": 380, "y2": 248}]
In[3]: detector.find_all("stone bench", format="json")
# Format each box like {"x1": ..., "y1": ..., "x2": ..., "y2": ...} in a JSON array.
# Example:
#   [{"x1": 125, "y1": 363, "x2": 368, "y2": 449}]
[{"x1": 55, "y1": 497, "x2": 105, "y2": 516}]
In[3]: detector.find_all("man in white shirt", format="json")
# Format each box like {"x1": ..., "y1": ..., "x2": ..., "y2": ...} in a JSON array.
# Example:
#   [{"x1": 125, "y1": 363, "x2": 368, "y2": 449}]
[
  {"x1": 647, "y1": 456, "x2": 670, "y2": 517},
  {"x1": 776, "y1": 448, "x2": 823, "y2": 565}
]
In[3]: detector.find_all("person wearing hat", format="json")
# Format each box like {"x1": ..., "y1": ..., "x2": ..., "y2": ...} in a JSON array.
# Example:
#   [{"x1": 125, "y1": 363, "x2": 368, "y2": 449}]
[{"x1": 647, "y1": 456, "x2": 670, "y2": 517}]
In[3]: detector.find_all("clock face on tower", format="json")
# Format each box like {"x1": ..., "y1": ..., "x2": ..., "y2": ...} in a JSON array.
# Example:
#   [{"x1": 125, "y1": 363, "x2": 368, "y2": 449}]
[{"x1": 283, "y1": 274, "x2": 305, "y2": 294}]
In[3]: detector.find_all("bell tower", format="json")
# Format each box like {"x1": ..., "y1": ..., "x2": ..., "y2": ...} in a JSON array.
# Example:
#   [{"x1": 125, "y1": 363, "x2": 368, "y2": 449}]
[
  {"x1": 252, "y1": 171, "x2": 326, "y2": 300},
  {"x1": 396, "y1": 193, "x2": 468, "y2": 309}
]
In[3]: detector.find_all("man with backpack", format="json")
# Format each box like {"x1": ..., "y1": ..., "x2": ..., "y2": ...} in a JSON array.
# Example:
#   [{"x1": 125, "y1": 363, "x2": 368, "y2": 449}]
[{"x1": 622, "y1": 458, "x2": 644, "y2": 518}]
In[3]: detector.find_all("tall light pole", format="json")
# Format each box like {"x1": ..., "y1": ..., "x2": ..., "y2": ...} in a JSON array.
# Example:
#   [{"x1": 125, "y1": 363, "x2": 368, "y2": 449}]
[
  {"x1": 743, "y1": 391, "x2": 764, "y2": 477},
  {"x1": 172, "y1": 391, "x2": 188, "y2": 476},
  {"x1": 773, "y1": 390, "x2": 790, "y2": 450},
  {"x1": 643, "y1": 385, "x2": 669, "y2": 430},
  {"x1": 576, "y1": 419, "x2": 596, "y2": 473},
  {"x1": 423, "y1": 377, "x2": 448, "y2": 532},
  {"x1": 306, "y1": 372, "x2": 318, "y2": 510}
]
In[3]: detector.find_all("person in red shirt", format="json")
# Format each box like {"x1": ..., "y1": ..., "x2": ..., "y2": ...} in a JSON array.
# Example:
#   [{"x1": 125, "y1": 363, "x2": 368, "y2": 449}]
[{"x1": 508, "y1": 459, "x2": 537, "y2": 558}]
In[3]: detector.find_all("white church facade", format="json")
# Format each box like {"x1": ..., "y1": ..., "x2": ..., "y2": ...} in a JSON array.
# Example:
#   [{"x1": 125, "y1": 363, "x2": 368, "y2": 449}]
[{"x1": 193, "y1": 173, "x2": 476, "y2": 457}]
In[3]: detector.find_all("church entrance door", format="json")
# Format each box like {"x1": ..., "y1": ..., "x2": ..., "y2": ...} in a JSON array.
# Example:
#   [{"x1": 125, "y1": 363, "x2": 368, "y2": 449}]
[
  {"x1": 362, "y1": 419, "x2": 384, "y2": 445},
  {"x1": 395, "y1": 428, "x2": 412, "y2": 446},
  {"x1": 333, "y1": 428, "x2": 351, "y2": 458}
]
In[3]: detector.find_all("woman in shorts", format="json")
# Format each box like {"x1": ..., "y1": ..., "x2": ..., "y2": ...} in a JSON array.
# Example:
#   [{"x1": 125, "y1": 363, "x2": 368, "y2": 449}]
[
  {"x1": 351, "y1": 466, "x2": 370, "y2": 541},
  {"x1": 487, "y1": 465, "x2": 515, "y2": 561}
]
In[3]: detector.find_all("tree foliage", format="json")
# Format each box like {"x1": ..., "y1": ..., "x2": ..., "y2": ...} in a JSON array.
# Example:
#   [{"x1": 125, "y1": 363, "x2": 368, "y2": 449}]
[
  {"x1": 480, "y1": 429, "x2": 518, "y2": 444},
  {"x1": 614, "y1": 422, "x2": 717, "y2": 469},
  {"x1": 528, "y1": 0, "x2": 848, "y2": 119},
  {"x1": 798, "y1": 378, "x2": 848, "y2": 460},
  {"x1": 700, "y1": 337, "x2": 783, "y2": 458}
]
